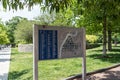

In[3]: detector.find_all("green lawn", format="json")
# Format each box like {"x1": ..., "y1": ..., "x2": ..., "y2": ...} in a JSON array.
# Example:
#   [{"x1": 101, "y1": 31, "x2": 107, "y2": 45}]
[{"x1": 8, "y1": 45, "x2": 120, "y2": 80}]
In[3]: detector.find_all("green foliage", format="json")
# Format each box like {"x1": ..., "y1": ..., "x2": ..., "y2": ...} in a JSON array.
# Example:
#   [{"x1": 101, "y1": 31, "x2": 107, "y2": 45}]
[
  {"x1": 0, "y1": 23, "x2": 9, "y2": 44},
  {"x1": 0, "y1": 33, "x2": 9, "y2": 44},
  {"x1": 1, "y1": 0, "x2": 120, "y2": 52},
  {"x1": 1, "y1": 0, "x2": 74, "y2": 12},
  {"x1": 84, "y1": 0, "x2": 120, "y2": 31},
  {"x1": 112, "y1": 33, "x2": 120, "y2": 43},
  {"x1": 34, "y1": 10, "x2": 74, "y2": 26},
  {"x1": 34, "y1": 13, "x2": 55, "y2": 25},
  {"x1": 86, "y1": 35, "x2": 98, "y2": 43},
  {"x1": 1, "y1": 0, "x2": 120, "y2": 33},
  {"x1": 51, "y1": 11, "x2": 74, "y2": 26},
  {"x1": 14, "y1": 20, "x2": 39, "y2": 44},
  {"x1": 5, "y1": 16, "x2": 26, "y2": 44}
]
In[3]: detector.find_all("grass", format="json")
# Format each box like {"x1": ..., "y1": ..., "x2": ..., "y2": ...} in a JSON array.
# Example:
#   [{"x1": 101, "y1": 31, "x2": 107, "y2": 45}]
[
  {"x1": 8, "y1": 45, "x2": 120, "y2": 80},
  {"x1": 8, "y1": 48, "x2": 33, "y2": 80}
]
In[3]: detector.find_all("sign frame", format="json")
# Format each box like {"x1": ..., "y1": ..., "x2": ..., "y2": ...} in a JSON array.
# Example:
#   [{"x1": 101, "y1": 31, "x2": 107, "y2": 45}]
[{"x1": 33, "y1": 24, "x2": 86, "y2": 80}]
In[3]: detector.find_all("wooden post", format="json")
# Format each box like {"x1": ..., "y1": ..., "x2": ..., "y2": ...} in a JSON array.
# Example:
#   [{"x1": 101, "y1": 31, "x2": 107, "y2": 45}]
[
  {"x1": 81, "y1": 28, "x2": 86, "y2": 80},
  {"x1": 33, "y1": 25, "x2": 38, "y2": 80}
]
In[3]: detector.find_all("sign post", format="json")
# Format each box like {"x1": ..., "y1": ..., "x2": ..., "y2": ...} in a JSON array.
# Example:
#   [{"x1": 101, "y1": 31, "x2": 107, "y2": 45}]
[
  {"x1": 33, "y1": 24, "x2": 86, "y2": 80},
  {"x1": 81, "y1": 28, "x2": 86, "y2": 80},
  {"x1": 33, "y1": 26, "x2": 38, "y2": 80}
]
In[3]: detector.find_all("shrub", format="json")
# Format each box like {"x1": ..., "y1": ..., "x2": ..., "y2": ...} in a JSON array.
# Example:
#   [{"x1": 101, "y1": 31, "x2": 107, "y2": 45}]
[
  {"x1": 86, "y1": 35, "x2": 98, "y2": 43},
  {"x1": 0, "y1": 33, "x2": 9, "y2": 44},
  {"x1": 86, "y1": 35, "x2": 100, "y2": 49}
]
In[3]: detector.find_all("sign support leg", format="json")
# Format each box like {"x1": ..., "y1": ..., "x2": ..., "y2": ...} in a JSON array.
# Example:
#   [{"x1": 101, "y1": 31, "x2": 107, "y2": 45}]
[
  {"x1": 82, "y1": 57, "x2": 86, "y2": 80},
  {"x1": 33, "y1": 25, "x2": 38, "y2": 80},
  {"x1": 33, "y1": 54, "x2": 38, "y2": 80},
  {"x1": 82, "y1": 28, "x2": 86, "y2": 80}
]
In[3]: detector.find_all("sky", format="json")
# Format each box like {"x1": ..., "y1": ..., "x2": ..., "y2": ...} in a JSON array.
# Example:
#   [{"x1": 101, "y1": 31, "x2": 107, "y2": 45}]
[{"x1": 0, "y1": 4, "x2": 42, "y2": 22}]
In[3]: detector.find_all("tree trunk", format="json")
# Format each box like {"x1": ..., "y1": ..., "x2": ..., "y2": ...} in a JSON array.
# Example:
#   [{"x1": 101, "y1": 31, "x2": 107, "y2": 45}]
[
  {"x1": 108, "y1": 29, "x2": 112, "y2": 51},
  {"x1": 102, "y1": 15, "x2": 107, "y2": 56},
  {"x1": 114, "y1": 35, "x2": 117, "y2": 46}
]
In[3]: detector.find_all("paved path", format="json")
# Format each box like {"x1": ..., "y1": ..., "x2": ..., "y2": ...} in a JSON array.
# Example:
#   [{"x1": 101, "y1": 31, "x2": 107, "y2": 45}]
[
  {"x1": 73, "y1": 65, "x2": 120, "y2": 80},
  {"x1": 87, "y1": 66, "x2": 120, "y2": 80},
  {"x1": 0, "y1": 46, "x2": 11, "y2": 80}
]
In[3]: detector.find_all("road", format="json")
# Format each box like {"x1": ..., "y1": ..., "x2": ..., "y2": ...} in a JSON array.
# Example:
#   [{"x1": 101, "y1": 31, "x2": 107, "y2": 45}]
[{"x1": 0, "y1": 46, "x2": 11, "y2": 80}]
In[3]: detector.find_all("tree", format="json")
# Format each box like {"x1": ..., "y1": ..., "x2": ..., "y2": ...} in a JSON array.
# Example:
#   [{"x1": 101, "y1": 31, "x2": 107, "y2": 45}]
[
  {"x1": 107, "y1": 12, "x2": 120, "y2": 50},
  {"x1": 0, "y1": 22, "x2": 9, "y2": 44},
  {"x1": 34, "y1": 10, "x2": 74, "y2": 26},
  {"x1": 52, "y1": 0, "x2": 120, "y2": 56},
  {"x1": 51, "y1": 9, "x2": 74, "y2": 26},
  {"x1": 5, "y1": 16, "x2": 26, "y2": 45},
  {"x1": 14, "y1": 19, "x2": 39, "y2": 43},
  {"x1": 1, "y1": 0, "x2": 120, "y2": 55},
  {"x1": 73, "y1": 0, "x2": 120, "y2": 56},
  {"x1": 0, "y1": 0, "x2": 73, "y2": 12},
  {"x1": 34, "y1": 13, "x2": 55, "y2": 25}
]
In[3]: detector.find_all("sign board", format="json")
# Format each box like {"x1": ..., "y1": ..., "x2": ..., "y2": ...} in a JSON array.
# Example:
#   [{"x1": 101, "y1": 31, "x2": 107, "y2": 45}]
[
  {"x1": 35, "y1": 25, "x2": 85, "y2": 60},
  {"x1": 33, "y1": 25, "x2": 86, "y2": 80}
]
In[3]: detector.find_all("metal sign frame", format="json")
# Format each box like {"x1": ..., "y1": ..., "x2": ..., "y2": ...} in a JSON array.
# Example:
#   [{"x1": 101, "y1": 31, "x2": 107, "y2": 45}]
[{"x1": 33, "y1": 24, "x2": 86, "y2": 80}]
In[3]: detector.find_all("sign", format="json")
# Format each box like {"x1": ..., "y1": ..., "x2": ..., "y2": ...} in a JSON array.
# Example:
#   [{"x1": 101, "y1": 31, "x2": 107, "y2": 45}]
[
  {"x1": 36, "y1": 25, "x2": 85, "y2": 60},
  {"x1": 33, "y1": 25, "x2": 86, "y2": 80}
]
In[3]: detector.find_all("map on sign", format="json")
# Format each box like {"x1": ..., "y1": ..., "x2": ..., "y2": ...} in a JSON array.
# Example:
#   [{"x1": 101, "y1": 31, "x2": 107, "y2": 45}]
[
  {"x1": 59, "y1": 29, "x2": 82, "y2": 58},
  {"x1": 36, "y1": 25, "x2": 85, "y2": 60}
]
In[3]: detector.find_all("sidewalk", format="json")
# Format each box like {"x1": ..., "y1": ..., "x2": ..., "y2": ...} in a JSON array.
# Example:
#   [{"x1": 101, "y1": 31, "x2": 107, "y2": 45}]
[
  {"x1": 71, "y1": 65, "x2": 120, "y2": 80},
  {"x1": 0, "y1": 46, "x2": 11, "y2": 80},
  {"x1": 86, "y1": 65, "x2": 120, "y2": 80}
]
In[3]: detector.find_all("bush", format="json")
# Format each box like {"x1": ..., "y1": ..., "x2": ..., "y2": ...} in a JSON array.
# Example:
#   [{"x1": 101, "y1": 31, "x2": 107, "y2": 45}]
[
  {"x1": 86, "y1": 35, "x2": 98, "y2": 43},
  {"x1": 86, "y1": 35, "x2": 100, "y2": 49},
  {"x1": 0, "y1": 33, "x2": 9, "y2": 44}
]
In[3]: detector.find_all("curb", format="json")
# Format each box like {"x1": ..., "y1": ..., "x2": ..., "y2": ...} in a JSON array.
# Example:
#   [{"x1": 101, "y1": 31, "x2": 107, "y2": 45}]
[{"x1": 65, "y1": 63, "x2": 120, "y2": 80}]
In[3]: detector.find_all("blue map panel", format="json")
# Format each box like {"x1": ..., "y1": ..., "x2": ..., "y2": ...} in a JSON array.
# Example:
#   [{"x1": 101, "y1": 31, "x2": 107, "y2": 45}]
[{"x1": 39, "y1": 30, "x2": 58, "y2": 60}]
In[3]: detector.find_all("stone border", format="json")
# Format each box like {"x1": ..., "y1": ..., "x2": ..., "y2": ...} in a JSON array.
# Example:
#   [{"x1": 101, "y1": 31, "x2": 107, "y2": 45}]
[
  {"x1": 18, "y1": 44, "x2": 33, "y2": 53},
  {"x1": 65, "y1": 63, "x2": 120, "y2": 80}
]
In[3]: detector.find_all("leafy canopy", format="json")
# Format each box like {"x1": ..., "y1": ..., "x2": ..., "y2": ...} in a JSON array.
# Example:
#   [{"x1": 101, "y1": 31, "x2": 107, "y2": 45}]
[
  {"x1": 0, "y1": 23, "x2": 9, "y2": 44},
  {"x1": 0, "y1": 0, "x2": 75, "y2": 12},
  {"x1": 5, "y1": 16, "x2": 26, "y2": 43},
  {"x1": 14, "y1": 19, "x2": 39, "y2": 44}
]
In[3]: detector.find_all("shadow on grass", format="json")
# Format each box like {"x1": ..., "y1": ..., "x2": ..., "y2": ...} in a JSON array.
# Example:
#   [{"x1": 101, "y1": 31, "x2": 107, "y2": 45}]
[
  {"x1": 110, "y1": 49, "x2": 120, "y2": 52},
  {"x1": 11, "y1": 52, "x2": 21, "y2": 55},
  {"x1": 113, "y1": 45, "x2": 120, "y2": 47},
  {"x1": 88, "y1": 53, "x2": 120, "y2": 63},
  {"x1": 90, "y1": 48, "x2": 120, "y2": 52},
  {"x1": 8, "y1": 69, "x2": 32, "y2": 80},
  {"x1": 86, "y1": 43, "x2": 101, "y2": 49}
]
